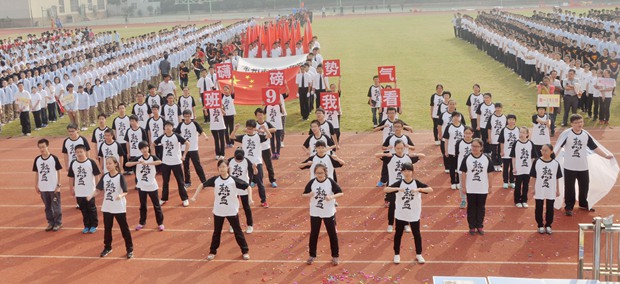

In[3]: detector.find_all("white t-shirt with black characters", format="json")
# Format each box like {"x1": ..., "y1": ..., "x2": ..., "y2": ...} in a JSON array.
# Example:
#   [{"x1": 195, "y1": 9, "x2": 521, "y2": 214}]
[
  {"x1": 98, "y1": 141, "x2": 125, "y2": 173},
  {"x1": 132, "y1": 103, "x2": 151, "y2": 129},
  {"x1": 442, "y1": 123, "x2": 465, "y2": 156},
  {"x1": 498, "y1": 126, "x2": 519, "y2": 159},
  {"x1": 32, "y1": 154, "x2": 63, "y2": 192},
  {"x1": 62, "y1": 136, "x2": 91, "y2": 163},
  {"x1": 222, "y1": 94, "x2": 236, "y2": 116},
  {"x1": 459, "y1": 153, "x2": 494, "y2": 194},
  {"x1": 178, "y1": 96, "x2": 196, "y2": 119},
  {"x1": 153, "y1": 133, "x2": 187, "y2": 165},
  {"x1": 176, "y1": 120, "x2": 204, "y2": 152},
  {"x1": 368, "y1": 85, "x2": 383, "y2": 108},
  {"x1": 530, "y1": 158, "x2": 563, "y2": 200},
  {"x1": 382, "y1": 154, "x2": 420, "y2": 184},
  {"x1": 146, "y1": 116, "x2": 164, "y2": 143},
  {"x1": 162, "y1": 104, "x2": 181, "y2": 128},
  {"x1": 429, "y1": 93, "x2": 443, "y2": 119},
  {"x1": 146, "y1": 94, "x2": 164, "y2": 110},
  {"x1": 485, "y1": 114, "x2": 506, "y2": 145},
  {"x1": 68, "y1": 158, "x2": 101, "y2": 197},
  {"x1": 303, "y1": 177, "x2": 342, "y2": 218},
  {"x1": 389, "y1": 179, "x2": 428, "y2": 222},
  {"x1": 531, "y1": 114, "x2": 551, "y2": 145},
  {"x1": 257, "y1": 121, "x2": 275, "y2": 151},
  {"x1": 301, "y1": 154, "x2": 343, "y2": 180},
  {"x1": 510, "y1": 139, "x2": 538, "y2": 175},
  {"x1": 209, "y1": 108, "x2": 226, "y2": 131},
  {"x1": 96, "y1": 172, "x2": 128, "y2": 214},
  {"x1": 455, "y1": 139, "x2": 473, "y2": 173},
  {"x1": 228, "y1": 157, "x2": 253, "y2": 196},
  {"x1": 265, "y1": 105, "x2": 283, "y2": 130},
  {"x1": 91, "y1": 127, "x2": 109, "y2": 152},
  {"x1": 382, "y1": 134, "x2": 415, "y2": 154},
  {"x1": 438, "y1": 111, "x2": 465, "y2": 139},
  {"x1": 303, "y1": 134, "x2": 335, "y2": 156},
  {"x1": 377, "y1": 118, "x2": 396, "y2": 142},
  {"x1": 234, "y1": 133, "x2": 267, "y2": 165},
  {"x1": 466, "y1": 93, "x2": 483, "y2": 118},
  {"x1": 203, "y1": 175, "x2": 249, "y2": 216},
  {"x1": 112, "y1": 115, "x2": 130, "y2": 145},
  {"x1": 131, "y1": 154, "x2": 160, "y2": 191},
  {"x1": 559, "y1": 130, "x2": 598, "y2": 171},
  {"x1": 124, "y1": 127, "x2": 148, "y2": 157},
  {"x1": 476, "y1": 103, "x2": 495, "y2": 129}
]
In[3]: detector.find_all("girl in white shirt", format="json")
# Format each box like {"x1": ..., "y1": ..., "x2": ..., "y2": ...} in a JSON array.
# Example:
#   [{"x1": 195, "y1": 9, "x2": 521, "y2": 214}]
[
  {"x1": 530, "y1": 144, "x2": 562, "y2": 235},
  {"x1": 459, "y1": 138, "x2": 494, "y2": 235},
  {"x1": 221, "y1": 82, "x2": 236, "y2": 148},
  {"x1": 302, "y1": 164, "x2": 343, "y2": 266},
  {"x1": 384, "y1": 162, "x2": 433, "y2": 264},
  {"x1": 30, "y1": 86, "x2": 43, "y2": 130},
  {"x1": 89, "y1": 156, "x2": 133, "y2": 259}
]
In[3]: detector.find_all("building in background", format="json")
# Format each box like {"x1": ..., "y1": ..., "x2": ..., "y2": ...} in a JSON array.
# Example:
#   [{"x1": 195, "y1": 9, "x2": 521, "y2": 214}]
[{"x1": 0, "y1": 0, "x2": 108, "y2": 27}]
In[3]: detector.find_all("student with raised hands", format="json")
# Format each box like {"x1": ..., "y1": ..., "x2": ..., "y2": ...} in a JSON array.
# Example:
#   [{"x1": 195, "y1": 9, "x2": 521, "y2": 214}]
[
  {"x1": 384, "y1": 162, "x2": 433, "y2": 264},
  {"x1": 191, "y1": 159, "x2": 251, "y2": 261},
  {"x1": 126, "y1": 141, "x2": 164, "y2": 232}
]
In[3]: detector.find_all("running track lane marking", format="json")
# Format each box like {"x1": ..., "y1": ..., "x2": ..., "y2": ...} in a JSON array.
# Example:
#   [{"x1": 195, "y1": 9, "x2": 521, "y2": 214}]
[
  {"x1": 0, "y1": 254, "x2": 576, "y2": 265},
  {"x1": 0, "y1": 226, "x2": 578, "y2": 233},
  {"x1": 2, "y1": 204, "x2": 620, "y2": 209}
]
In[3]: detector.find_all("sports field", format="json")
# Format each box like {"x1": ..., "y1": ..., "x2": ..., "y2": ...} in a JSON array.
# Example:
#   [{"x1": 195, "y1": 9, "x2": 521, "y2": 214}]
[{"x1": 2, "y1": 10, "x2": 619, "y2": 283}]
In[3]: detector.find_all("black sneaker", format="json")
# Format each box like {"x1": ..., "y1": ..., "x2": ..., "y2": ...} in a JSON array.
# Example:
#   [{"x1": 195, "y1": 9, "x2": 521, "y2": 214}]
[
  {"x1": 52, "y1": 224, "x2": 63, "y2": 231},
  {"x1": 45, "y1": 225, "x2": 54, "y2": 231},
  {"x1": 127, "y1": 251, "x2": 134, "y2": 259},
  {"x1": 184, "y1": 182, "x2": 191, "y2": 188},
  {"x1": 565, "y1": 210, "x2": 573, "y2": 216},
  {"x1": 579, "y1": 206, "x2": 595, "y2": 212},
  {"x1": 100, "y1": 248, "x2": 112, "y2": 257}
]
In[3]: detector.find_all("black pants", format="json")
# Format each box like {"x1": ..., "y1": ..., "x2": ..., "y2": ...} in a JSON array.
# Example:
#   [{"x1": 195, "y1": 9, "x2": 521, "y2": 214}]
[
  {"x1": 32, "y1": 110, "x2": 42, "y2": 128},
  {"x1": 600, "y1": 98, "x2": 612, "y2": 121},
  {"x1": 562, "y1": 95, "x2": 578, "y2": 125},
  {"x1": 533, "y1": 144, "x2": 543, "y2": 157},
  {"x1": 380, "y1": 151, "x2": 390, "y2": 183},
  {"x1": 161, "y1": 164, "x2": 188, "y2": 201},
  {"x1": 480, "y1": 128, "x2": 490, "y2": 153},
  {"x1": 76, "y1": 197, "x2": 98, "y2": 228},
  {"x1": 103, "y1": 212, "x2": 133, "y2": 252},
  {"x1": 314, "y1": 88, "x2": 326, "y2": 109},
  {"x1": 448, "y1": 154, "x2": 459, "y2": 184},
  {"x1": 564, "y1": 169, "x2": 589, "y2": 210},
  {"x1": 535, "y1": 199, "x2": 555, "y2": 228},
  {"x1": 239, "y1": 195, "x2": 253, "y2": 226},
  {"x1": 585, "y1": 93, "x2": 594, "y2": 116},
  {"x1": 514, "y1": 174, "x2": 530, "y2": 204},
  {"x1": 40, "y1": 192, "x2": 62, "y2": 226},
  {"x1": 211, "y1": 129, "x2": 226, "y2": 157},
  {"x1": 471, "y1": 118, "x2": 480, "y2": 138},
  {"x1": 432, "y1": 118, "x2": 440, "y2": 141},
  {"x1": 47, "y1": 103, "x2": 57, "y2": 122},
  {"x1": 593, "y1": 97, "x2": 601, "y2": 119},
  {"x1": 224, "y1": 115, "x2": 234, "y2": 145},
  {"x1": 299, "y1": 87, "x2": 310, "y2": 120},
  {"x1": 119, "y1": 144, "x2": 130, "y2": 172},
  {"x1": 183, "y1": 151, "x2": 207, "y2": 184},
  {"x1": 502, "y1": 158, "x2": 514, "y2": 183},
  {"x1": 19, "y1": 111, "x2": 31, "y2": 134},
  {"x1": 180, "y1": 78, "x2": 188, "y2": 89},
  {"x1": 466, "y1": 193, "x2": 487, "y2": 229},
  {"x1": 440, "y1": 140, "x2": 449, "y2": 170},
  {"x1": 138, "y1": 189, "x2": 164, "y2": 226},
  {"x1": 371, "y1": 107, "x2": 380, "y2": 126},
  {"x1": 387, "y1": 192, "x2": 396, "y2": 225},
  {"x1": 394, "y1": 219, "x2": 422, "y2": 255},
  {"x1": 41, "y1": 107, "x2": 48, "y2": 125},
  {"x1": 490, "y1": 144, "x2": 501, "y2": 166},
  {"x1": 270, "y1": 130, "x2": 283, "y2": 154},
  {"x1": 261, "y1": 149, "x2": 276, "y2": 183},
  {"x1": 154, "y1": 145, "x2": 163, "y2": 172},
  {"x1": 253, "y1": 164, "x2": 267, "y2": 203},
  {"x1": 210, "y1": 214, "x2": 249, "y2": 254},
  {"x1": 309, "y1": 215, "x2": 339, "y2": 258}
]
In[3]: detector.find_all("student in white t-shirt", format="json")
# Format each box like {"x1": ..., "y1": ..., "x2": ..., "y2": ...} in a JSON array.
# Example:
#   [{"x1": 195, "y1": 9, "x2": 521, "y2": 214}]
[
  {"x1": 265, "y1": 89, "x2": 286, "y2": 158},
  {"x1": 191, "y1": 159, "x2": 251, "y2": 261},
  {"x1": 221, "y1": 82, "x2": 236, "y2": 147},
  {"x1": 455, "y1": 126, "x2": 474, "y2": 208},
  {"x1": 530, "y1": 144, "x2": 562, "y2": 235},
  {"x1": 231, "y1": 119, "x2": 270, "y2": 207},
  {"x1": 89, "y1": 156, "x2": 133, "y2": 259},
  {"x1": 302, "y1": 164, "x2": 344, "y2": 266},
  {"x1": 157, "y1": 74, "x2": 177, "y2": 98},
  {"x1": 227, "y1": 148, "x2": 256, "y2": 234},
  {"x1": 476, "y1": 93, "x2": 495, "y2": 153},
  {"x1": 176, "y1": 110, "x2": 208, "y2": 188},
  {"x1": 303, "y1": 120, "x2": 336, "y2": 157},
  {"x1": 459, "y1": 138, "x2": 494, "y2": 236},
  {"x1": 126, "y1": 141, "x2": 164, "y2": 232},
  {"x1": 429, "y1": 84, "x2": 444, "y2": 145},
  {"x1": 510, "y1": 127, "x2": 538, "y2": 208},
  {"x1": 442, "y1": 111, "x2": 466, "y2": 189},
  {"x1": 384, "y1": 162, "x2": 433, "y2": 264},
  {"x1": 497, "y1": 114, "x2": 518, "y2": 189},
  {"x1": 531, "y1": 107, "x2": 551, "y2": 156},
  {"x1": 68, "y1": 145, "x2": 101, "y2": 234},
  {"x1": 153, "y1": 120, "x2": 190, "y2": 206},
  {"x1": 62, "y1": 124, "x2": 91, "y2": 169},
  {"x1": 485, "y1": 103, "x2": 506, "y2": 171},
  {"x1": 33, "y1": 138, "x2": 63, "y2": 231}
]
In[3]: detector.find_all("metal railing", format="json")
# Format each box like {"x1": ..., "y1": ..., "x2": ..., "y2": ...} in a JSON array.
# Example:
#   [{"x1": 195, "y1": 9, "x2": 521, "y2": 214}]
[{"x1": 578, "y1": 216, "x2": 620, "y2": 281}]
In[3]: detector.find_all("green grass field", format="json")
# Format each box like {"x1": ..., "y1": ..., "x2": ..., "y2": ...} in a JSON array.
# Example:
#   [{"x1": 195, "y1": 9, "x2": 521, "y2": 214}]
[{"x1": 2, "y1": 11, "x2": 617, "y2": 137}]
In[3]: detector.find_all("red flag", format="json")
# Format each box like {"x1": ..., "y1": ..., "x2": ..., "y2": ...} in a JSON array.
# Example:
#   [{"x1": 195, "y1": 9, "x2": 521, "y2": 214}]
[{"x1": 218, "y1": 66, "x2": 300, "y2": 105}]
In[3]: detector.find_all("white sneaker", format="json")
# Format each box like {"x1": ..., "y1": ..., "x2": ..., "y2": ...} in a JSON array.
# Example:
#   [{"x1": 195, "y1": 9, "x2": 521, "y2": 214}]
[
  {"x1": 405, "y1": 225, "x2": 412, "y2": 233},
  {"x1": 159, "y1": 199, "x2": 166, "y2": 206},
  {"x1": 434, "y1": 141, "x2": 441, "y2": 146},
  {"x1": 522, "y1": 203, "x2": 529, "y2": 208},
  {"x1": 510, "y1": 183, "x2": 516, "y2": 188},
  {"x1": 444, "y1": 169, "x2": 449, "y2": 173},
  {"x1": 280, "y1": 142, "x2": 285, "y2": 148},
  {"x1": 242, "y1": 253, "x2": 250, "y2": 260},
  {"x1": 515, "y1": 203, "x2": 523, "y2": 208},
  {"x1": 246, "y1": 226, "x2": 253, "y2": 234},
  {"x1": 387, "y1": 225, "x2": 393, "y2": 233},
  {"x1": 207, "y1": 254, "x2": 216, "y2": 260},
  {"x1": 393, "y1": 255, "x2": 400, "y2": 264},
  {"x1": 538, "y1": 227, "x2": 545, "y2": 234},
  {"x1": 503, "y1": 183, "x2": 509, "y2": 189},
  {"x1": 457, "y1": 184, "x2": 462, "y2": 190},
  {"x1": 416, "y1": 255, "x2": 426, "y2": 264},
  {"x1": 450, "y1": 184, "x2": 457, "y2": 190},
  {"x1": 182, "y1": 200, "x2": 189, "y2": 207},
  {"x1": 229, "y1": 226, "x2": 234, "y2": 233},
  {"x1": 546, "y1": 227, "x2": 553, "y2": 234}
]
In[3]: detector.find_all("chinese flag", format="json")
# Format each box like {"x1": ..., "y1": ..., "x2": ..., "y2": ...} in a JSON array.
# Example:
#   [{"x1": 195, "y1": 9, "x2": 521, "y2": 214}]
[{"x1": 218, "y1": 66, "x2": 300, "y2": 105}]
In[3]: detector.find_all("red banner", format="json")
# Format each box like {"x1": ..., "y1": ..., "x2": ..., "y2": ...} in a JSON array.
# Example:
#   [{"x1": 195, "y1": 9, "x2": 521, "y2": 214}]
[
  {"x1": 381, "y1": 88, "x2": 401, "y2": 108},
  {"x1": 203, "y1": 91, "x2": 222, "y2": 109},
  {"x1": 218, "y1": 66, "x2": 300, "y2": 105},
  {"x1": 323, "y1": 59, "x2": 340, "y2": 77},
  {"x1": 262, "y1": 87, "x2": 281, "y2": 106},
  {"x1": 378, "y1": 66, "x2": 396, "y2": 83},
  {"x1": 320, "y1": 92, "x2": 340, "y2": 111},
  {"x1": 215, "y1": 63, "x2": 233, "y2": 80}
]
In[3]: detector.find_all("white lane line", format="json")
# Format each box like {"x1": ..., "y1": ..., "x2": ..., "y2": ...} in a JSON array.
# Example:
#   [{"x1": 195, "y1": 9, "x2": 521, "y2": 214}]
[
  {"x1": 0, "y1": 254, "x2": 575, "y2": 265},
  {"x1": 1, "y1": 204, "x2": 620, "y2": 209},
  {"x1": 0, "y1": 226, "x2": 577, "y2": 233}
]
